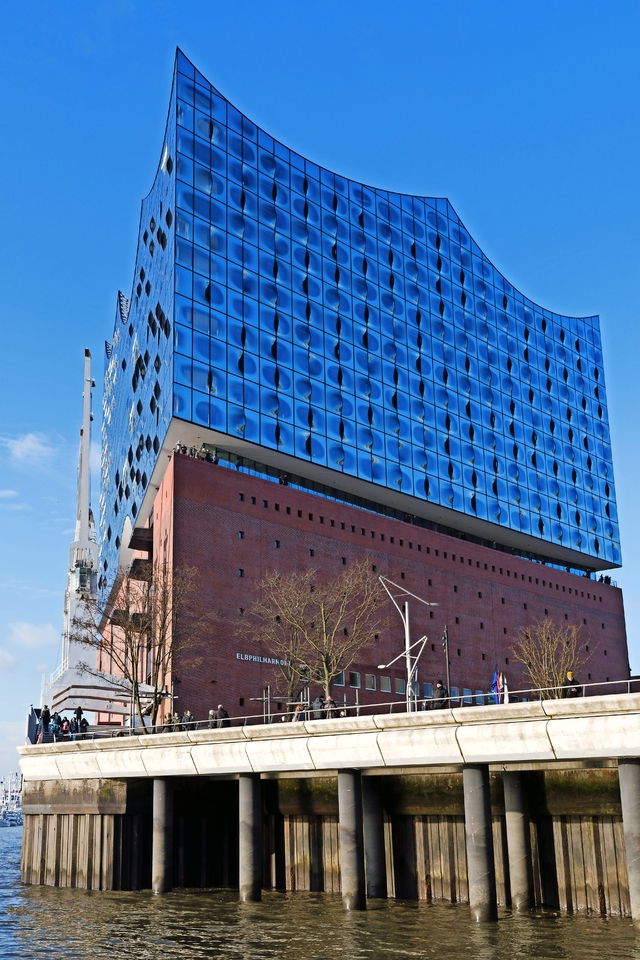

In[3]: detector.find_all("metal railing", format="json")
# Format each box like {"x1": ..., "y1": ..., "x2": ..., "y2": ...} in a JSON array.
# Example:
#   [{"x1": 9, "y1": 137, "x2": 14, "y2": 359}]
[{"x1": 27, "y1": 676, "x2": 640, "y2": 743}]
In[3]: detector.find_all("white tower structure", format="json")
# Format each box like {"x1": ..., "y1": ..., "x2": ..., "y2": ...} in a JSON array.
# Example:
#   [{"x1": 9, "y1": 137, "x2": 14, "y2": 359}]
[{"x1": 43, "y1": 350, "x2": 130, "y2": 717}]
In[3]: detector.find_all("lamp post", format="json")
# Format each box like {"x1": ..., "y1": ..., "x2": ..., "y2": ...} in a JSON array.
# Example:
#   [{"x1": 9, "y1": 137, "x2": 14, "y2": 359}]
[{"x1": 378, "y1": 577, "x2": 439, "y2": 711}]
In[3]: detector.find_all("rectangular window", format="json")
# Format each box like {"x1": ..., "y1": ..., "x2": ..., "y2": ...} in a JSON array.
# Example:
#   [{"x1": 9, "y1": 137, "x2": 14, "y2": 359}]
[
  {"x1": 475, "y1": 690, "x2": 484, "y2": 705},
  {"x1": 463, "y1": 688, "x2": 472, "y2": 704},
  {"x1": 238, "y1": 531, "x2": 244, "y2": 539},
  {"x1": 238, "y1": 493, "x2": 244, "y2": 501},
  {"x1": 423, "y1": 682, "x2": 433, "y2": 700},
  {"x1": 275, "y1": 503, "x2": 280, "y2": 511},
  {"x1": 309, "y1": 549, "x2": 314, "y2": 557},
  {"x1": 349, "y1": 671, "x2": 361, "y2": 688},
  {"x1": 286, "y1": 506, "x2": 291, "y2": 515},
  {"x1": 395, "y1": 677, "x2": 406, "y2": 695},
  {"x1": 274, "y1": 540, "x2": 280, "y2": 548},
  {"x1": 263, "y1": 500, "x2": 268, "y2": 508},
  {"x1": 450, "y1": 686, "x2": 459, "y2": 702},
  {"x1": 380, "y1": 676, "x2": 391, "y2": 693},
  {"x1": 365, "y1": 674, "x2": 376, "y2": 691},
  {"x1": 238, "y1": 569, "x2": 244, "y2": 577},
  {"x1": 334, "y1": 671, "x2": 345, "y2": 686}
]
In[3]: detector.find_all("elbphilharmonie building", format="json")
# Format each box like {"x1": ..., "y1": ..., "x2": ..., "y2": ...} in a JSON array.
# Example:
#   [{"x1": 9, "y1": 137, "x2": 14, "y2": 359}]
[{"x1": 98, "y1": 50, "x2": 626, "y2": 715}]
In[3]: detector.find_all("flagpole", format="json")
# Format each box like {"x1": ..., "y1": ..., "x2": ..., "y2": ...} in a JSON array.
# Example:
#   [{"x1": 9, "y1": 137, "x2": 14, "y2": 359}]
[{"x1": 443, "y1": 625, "x2": 451, "y2": 701}]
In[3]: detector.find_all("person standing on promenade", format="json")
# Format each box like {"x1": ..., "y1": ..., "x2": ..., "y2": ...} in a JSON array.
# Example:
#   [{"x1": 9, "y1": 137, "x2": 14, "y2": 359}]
[
  {"x1": 433, "y1": 681, "x2": 450, "y2": 709},
  {"x1": 214, "y1": 704, "x2": 230, "y2": 728}
]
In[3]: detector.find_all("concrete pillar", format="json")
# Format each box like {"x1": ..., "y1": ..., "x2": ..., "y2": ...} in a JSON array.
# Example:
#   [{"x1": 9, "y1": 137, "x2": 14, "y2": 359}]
[
  {"x1": 362, "y1": 776, "x2": 387, "y2": 898},
  {"x1": 338, "y1": 769, "x2": 366, "y2": 910},
  {"x1": 503, "y1": 771, "x2": 534, "y2": 910},
  {"x1": 152, "y1": 778, "x2": 173, "y2": 894},
  {"x1": 239, "y1": 773, "x2": 262, "y2": 901},
  {"x1": 618, "y1": 760, "x2": 640, "y2": 932},
  {"x1": 463, "y1": 764, "x2": 497, "y2": 921}
]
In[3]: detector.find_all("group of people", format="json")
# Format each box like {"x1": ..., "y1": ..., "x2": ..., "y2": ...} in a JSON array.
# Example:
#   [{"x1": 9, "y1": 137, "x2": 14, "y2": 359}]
[
  {"x1": 158, "y1": 709, "x2": 197, "y2": 732},
  {"x1": 37, "y1": 705, "x2": 88, "y2": 742},
  {"x1": 290, "y1": 694, "x2": 341, "y2": 721}
]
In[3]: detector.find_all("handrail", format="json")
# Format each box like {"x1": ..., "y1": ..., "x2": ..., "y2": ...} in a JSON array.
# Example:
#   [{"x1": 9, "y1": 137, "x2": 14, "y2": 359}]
[{"x1": 29, "y1": 675, "x2": 640, "y2": 742}]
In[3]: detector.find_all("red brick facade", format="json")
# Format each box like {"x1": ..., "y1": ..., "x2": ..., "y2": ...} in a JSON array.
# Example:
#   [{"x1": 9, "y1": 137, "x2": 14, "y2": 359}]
[{"x1": 153, "y1": 454, "x2": 628, "y2": 722}]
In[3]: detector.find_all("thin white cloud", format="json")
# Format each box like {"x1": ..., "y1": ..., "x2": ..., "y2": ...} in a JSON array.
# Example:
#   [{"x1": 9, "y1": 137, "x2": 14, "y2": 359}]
[
  {"x1": 0, "y1": 651, "x2": 17, "y2": 673},
  {"x1": 8, "y1": 622, "x2": 59, "y2": 649},
  {"x1": 5, "y1": 502, "x2": 32, "y2": 512},
  {"x1": 0, "y1": 490, "x2": 17, "y2": 499},
  {"x1": 1, "y1": 432, "x2": 56, "y2": 464}
]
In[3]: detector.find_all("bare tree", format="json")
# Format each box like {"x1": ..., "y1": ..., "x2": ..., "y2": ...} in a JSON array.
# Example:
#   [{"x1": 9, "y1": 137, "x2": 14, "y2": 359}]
[
  {"x1": 511, "y1": 617, "x2": 593, "y2": 699},
  {"x1": 71, "y1": 561, "x2": 204, "y2": 730},
  {"x1": 239, "y1": 558, "x2": 389, "y2": 700}
]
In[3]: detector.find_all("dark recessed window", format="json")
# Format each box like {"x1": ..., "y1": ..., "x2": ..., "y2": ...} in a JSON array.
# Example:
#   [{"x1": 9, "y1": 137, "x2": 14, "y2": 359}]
[
  {"x1": 309, "y1": 549, "x2": 314, "y2": 557},
  {"x1": 342, "y1": 557, "x2": 346, "y2": 565},
  {"x1": 455, "y1": 617, "x2": 459, "y2": 624},
  {"x1": 238, "y1": 531, "x2": 244, "y2": 539},
  {"x1": 274, "y1": 540, "x2": 280, "y2": 548},
  {"x1": 239, "y1": 493, "x2": 244, "y2": 501},
  {"x1": 238, "y1": 569, "x2": 244, "y2": 577},
  {"x1": 478, "y1": 592, "x2": 482, "y2": 599}
]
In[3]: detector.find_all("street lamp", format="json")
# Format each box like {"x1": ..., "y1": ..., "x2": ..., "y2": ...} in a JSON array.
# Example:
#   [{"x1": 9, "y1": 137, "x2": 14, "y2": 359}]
[{"x1": 378, "y1": 576, "x2": 439, "y2": 712}]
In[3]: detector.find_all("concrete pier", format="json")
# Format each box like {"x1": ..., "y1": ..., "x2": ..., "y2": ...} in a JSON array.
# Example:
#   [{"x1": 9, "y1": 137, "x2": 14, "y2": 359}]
[
  {"x1": 152, "y1": 778, "x2": 173, "y2": 894},
  {"x1": 462, "y1": 764, "x2": 497, "y2": 921},
  {"x1": 362, "y1": 776, "x2": 387, "y2": 899},
  {"x1": 338, "y1": 769, "x2": 366, "y2": 910},
  {"x1": 618, "y1": 760, "x2": 640, "y2": 931},
  {"x1": 503, "y1": 771, "x2": 533, "y2": 910},
  {"x1": 238, "y1": 773, "x2": 262, "y2": 902}
]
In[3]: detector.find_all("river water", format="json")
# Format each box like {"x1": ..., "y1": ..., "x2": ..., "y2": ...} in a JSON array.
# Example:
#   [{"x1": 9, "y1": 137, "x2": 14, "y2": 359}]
[{"x1": 2, "y1": 830, "x2": 639, "y2": 959}]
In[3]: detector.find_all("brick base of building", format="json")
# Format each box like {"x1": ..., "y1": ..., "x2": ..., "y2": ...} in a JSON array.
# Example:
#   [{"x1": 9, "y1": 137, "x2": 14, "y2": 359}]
[{"x1": 147, "y1": 454, "x2": 628, "y2": 724}]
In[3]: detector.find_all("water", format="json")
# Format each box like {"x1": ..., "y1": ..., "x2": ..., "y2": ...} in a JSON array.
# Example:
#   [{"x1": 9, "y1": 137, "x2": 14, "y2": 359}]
[{"x1": 2, "y1": 830, "x2": 639, "y2": 959}]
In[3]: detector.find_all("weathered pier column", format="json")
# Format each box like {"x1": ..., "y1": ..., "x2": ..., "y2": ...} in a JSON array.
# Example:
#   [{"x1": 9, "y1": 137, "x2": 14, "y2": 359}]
[
  {"x1": 152, "y1": 778, "x2": 173, "y2": 894},
  {"x1": 618, "y1": 760, "x2": 640, "y2": 932},
  {"x1": 362, "y1": 776, "x2": 387, "y2": 899},
  {"x1": 462, "y1": 764, "x2": 497, "y2": 921},
  {"x1": 239, "y1": 773, "x2": 262, "y2": 902},
  {"x1": 338, "y1": 769, "x2": 366, "y2": 910},
  {"x1": 503, "y1": 771, "x2": 534, "y2": 910}
]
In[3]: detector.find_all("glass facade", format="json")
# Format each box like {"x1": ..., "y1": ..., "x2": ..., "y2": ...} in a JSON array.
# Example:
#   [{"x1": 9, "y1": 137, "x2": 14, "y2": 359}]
[{"x1": 100, "y1": 49, "x2": 620, "y2": 593}]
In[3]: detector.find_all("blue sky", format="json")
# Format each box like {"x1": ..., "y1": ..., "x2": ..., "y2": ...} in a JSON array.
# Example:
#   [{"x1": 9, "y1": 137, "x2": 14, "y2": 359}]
[{"x1": 1, "y1": 1, "x2": 639, "y2": 776}]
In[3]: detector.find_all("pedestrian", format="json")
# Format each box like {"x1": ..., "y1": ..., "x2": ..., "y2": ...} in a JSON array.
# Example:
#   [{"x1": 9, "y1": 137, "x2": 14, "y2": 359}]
[
  {"x1": 183, "y1": 710, "x2": 196, "y2": 729},
  {"x1": 324, "y1": 696, "x2": 337, "y2": 719},
  {"x1": 79, "y1": 717, "x2": 89, "y2": 739},
  {"x1": 562, "y1": 671, "x2": 582, "y2": 698},
  {"x1": 160, "y1": 713, "x2": 173, "y2": 733},
  {"x1": 41, "y1": 705, "x2": 51, "y2": 733},
  {"x1": 292, "y1": 703, "x2": 305, "y2": 722},
  {"x1": 311, "y1": 693, "x2": 325, "y2": 720},
  {"x1": 208, "y1": 708, "x2": 216, "y2": 729},
  {"x1": 69, "y1": 717, "x2": 78, "y2": 740},
  {"x1": 61, "y1": 717, "x2": 70, "y2": 738},
  {"x1": 74, "y1": 705, "x2": 83, "y2": 727},
  {"x1": 173, "y1": 712, "x2": 184, "y2": 732},
  {"x1": 214, "y1": 704, "x2": 230, "y2": 728},
  {"x1": 433, "y1": 680, "x2": 450, "y2": 709}
]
